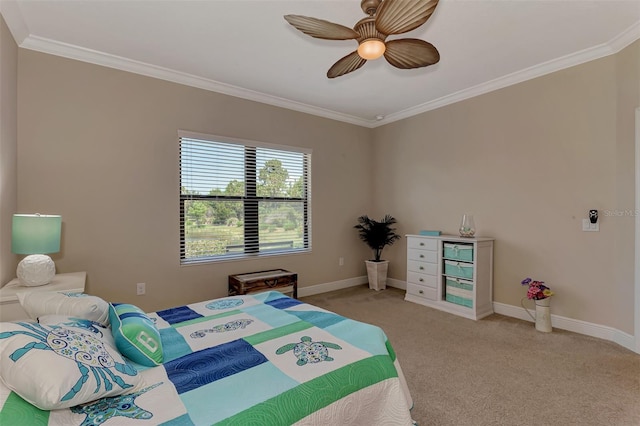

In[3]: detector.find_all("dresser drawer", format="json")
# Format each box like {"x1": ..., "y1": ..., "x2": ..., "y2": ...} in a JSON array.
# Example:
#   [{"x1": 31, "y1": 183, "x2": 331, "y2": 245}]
[
  {"x1": 407, "y1": 248, "x2": 437, "y2": 263},
  {"x1": 407, "y1": 260, "x2": 437, "y2": 275},
  {"x1": 407, "y1": 271, "x2": 437, "y2": 288},
  {"x1": 407, "y1": 237, "x2": 437, "y2": 251},
  {"x1": 406, "y1": 283, "x2": 437, "y2": 300}
]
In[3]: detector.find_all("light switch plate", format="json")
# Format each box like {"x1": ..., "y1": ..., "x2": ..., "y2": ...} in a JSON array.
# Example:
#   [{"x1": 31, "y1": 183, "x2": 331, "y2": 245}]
[{"x1": 582, "y1": 218, "x2": 599, "y2": 232}]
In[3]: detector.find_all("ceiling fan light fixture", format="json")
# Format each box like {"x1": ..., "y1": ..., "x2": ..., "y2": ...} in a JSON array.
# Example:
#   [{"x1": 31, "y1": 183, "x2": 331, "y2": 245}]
[
  {"x1": 284, "y1": 0, "x2": 441, "y2": 78},
  {"x1": 357, "y1": 39, "x2": 386, "y2": 60}
]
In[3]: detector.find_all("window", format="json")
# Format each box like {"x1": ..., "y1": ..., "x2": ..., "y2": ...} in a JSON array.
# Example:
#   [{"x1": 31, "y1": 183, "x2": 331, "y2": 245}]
[{"x1": 179, "y1": 131, "x2": 311, "y2": 264}]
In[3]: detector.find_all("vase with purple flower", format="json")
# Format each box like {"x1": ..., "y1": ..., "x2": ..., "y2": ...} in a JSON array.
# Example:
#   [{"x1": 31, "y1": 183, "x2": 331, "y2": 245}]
[{"x1": 520, "y1": 277, "x2": 554, "y2": 332}]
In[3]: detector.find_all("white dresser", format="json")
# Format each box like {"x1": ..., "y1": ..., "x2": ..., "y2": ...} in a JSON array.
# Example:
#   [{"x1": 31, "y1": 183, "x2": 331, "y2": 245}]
[
  {"x1": 405, "y1": 235, "x2": 494, "y2": 320},
  {"x1": 0, "y1": 272, "x2": 87, "y2": 321}
]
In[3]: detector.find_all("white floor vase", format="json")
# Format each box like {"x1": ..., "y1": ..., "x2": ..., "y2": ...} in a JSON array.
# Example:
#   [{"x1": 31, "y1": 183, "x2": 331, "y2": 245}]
[{"x1": 365, "y1": 260, "x2": 389, "y2": 291}]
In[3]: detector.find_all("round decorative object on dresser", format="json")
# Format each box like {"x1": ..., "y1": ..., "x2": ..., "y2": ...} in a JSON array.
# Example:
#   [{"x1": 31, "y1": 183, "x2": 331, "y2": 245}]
[
  {"x1": 459, "y1": 214, "x2": 476, "y2": 237},
  {"x1": 16, "y1": 254, "x2": 56, "y2": 286}
]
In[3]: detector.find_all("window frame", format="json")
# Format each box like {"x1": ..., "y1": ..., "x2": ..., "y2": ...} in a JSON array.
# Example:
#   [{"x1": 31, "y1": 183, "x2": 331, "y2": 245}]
[{"x1": 178, "y1": 130, "x2": 311, "y2": 264}]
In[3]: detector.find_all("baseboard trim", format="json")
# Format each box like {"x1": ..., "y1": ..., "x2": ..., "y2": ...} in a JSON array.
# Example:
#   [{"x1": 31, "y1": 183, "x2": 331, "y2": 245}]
[
  {"x1": 386, "y1": 278, "x2": 406, "y2": 290},
  {"x1": 297, "y1": 276, "x2": 368, "y2": 297},
  {"x1": 299, "y1": 279, "x2": 636, "y2": 353},
  {"x1": 298, "y1": 276, "x2": 407, "y2": 298},
  {"x1": 493, "y1": 301, "x2": 636, "y2": 353}
]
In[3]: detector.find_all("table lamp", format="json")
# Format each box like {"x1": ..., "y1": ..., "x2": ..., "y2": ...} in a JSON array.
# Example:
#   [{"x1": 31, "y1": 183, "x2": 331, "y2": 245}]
[{"x1": 12, "y1": 214, "x2": 62, "y2": 286}]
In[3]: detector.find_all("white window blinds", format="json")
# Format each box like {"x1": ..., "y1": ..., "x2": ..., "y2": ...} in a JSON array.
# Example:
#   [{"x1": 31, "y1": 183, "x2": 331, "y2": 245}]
[{"x1": 179, "y1": 132, "x2": 311, "y2": 264}]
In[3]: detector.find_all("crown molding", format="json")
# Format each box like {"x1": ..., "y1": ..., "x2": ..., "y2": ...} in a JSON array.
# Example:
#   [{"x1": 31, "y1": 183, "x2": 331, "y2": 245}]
[
  {"x1": 19, "y1": 35, "x2": 373, "y2": 128},
  {"x1": 13, "y1": 19, "x2": 640, "y2": 129},
  {"x1": 0, "y1": 0, "x2": 29, "y2": 45},
  {"x1": 376, "y1": 20, "x2": 640, "y2": 127}
]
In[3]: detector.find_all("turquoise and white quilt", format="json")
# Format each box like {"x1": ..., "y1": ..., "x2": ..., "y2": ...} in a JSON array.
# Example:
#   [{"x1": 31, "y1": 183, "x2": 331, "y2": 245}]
[{"x1": 0, "y1": 291, "x2": 414, "y2": 425}]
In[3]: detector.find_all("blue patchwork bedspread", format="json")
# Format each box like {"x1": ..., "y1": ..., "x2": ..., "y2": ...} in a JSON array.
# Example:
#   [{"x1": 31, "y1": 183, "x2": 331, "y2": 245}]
[{"x1": 0, "y1": 291, "x2": 414, "y2": 425}]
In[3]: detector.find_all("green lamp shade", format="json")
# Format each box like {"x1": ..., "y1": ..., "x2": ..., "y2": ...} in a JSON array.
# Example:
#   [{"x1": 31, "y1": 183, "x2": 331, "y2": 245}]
[{"x1": 12, "y1": 214, "x2": 62, "y2": 254}]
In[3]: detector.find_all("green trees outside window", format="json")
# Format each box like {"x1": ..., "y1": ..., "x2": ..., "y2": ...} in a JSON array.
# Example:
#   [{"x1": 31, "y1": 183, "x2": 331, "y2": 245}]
[{"x1": 179, "y1": 135, "x2": 310, "y2": 263}]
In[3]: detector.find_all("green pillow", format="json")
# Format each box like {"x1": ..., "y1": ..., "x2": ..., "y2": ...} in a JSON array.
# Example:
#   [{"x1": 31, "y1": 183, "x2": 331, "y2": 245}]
[{"x1": 109, "y1": 303, "x2": 163, "y2": 366}]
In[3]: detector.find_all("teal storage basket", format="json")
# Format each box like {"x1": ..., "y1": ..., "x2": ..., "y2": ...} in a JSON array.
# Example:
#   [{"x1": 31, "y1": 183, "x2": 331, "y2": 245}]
[
  {"x1": 443, "y1": 243, "x2": 474, "y2": 262},
  {"x1": 445, "y1": 279, "x2": 473, "y2": 308},
  {"x1": 445, "y1": 277, "x2": 474, "y2": 292},
  {"x1": 444, "y1": 260, "x2": 473, "y2": 280},
  {"x1": 445, "y1": 292, "x2": 473, "y2": 308}
]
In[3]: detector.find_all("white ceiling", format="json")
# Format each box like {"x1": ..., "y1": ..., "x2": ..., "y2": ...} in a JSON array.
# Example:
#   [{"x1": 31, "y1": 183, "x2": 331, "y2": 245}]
[{"x1": 1, "y1": 0, "x2": 639, "y2": 128}]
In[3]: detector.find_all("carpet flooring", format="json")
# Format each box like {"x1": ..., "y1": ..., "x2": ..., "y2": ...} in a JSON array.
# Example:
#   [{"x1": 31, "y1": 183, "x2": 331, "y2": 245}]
[{"x1": 301, "y1": 285, "x2": 640, "y2": 426}]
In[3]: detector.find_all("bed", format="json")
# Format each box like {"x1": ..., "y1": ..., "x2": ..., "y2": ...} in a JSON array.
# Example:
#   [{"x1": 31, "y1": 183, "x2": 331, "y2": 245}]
[{"x1": 0, "y1": 290, "x2": 414, "y2": 425}]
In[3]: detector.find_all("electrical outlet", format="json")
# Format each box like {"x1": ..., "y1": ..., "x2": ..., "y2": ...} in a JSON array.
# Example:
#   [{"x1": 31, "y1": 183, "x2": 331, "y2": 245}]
[
  {"x1": 339, "y1": 257, "x2": 344, "y2": 266},
  {"x1": 136, "y1": 282, "x2": 146, "y2": 295}
]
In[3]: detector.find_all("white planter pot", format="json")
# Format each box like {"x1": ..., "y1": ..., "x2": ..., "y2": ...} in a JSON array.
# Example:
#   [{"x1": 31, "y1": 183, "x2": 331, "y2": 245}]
[{"x1": 365, "y1": 260, "x2": 389, "y2": 291}]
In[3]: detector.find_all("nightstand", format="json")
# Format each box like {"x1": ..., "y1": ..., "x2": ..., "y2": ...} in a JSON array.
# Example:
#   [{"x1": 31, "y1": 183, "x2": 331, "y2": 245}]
[{"x1": 0, "y1": 271, "x2": 87, "y2": 321}]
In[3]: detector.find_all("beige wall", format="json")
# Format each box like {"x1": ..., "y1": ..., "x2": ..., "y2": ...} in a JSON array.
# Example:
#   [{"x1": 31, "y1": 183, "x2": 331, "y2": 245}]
[
  {"x1": 7, "y1": 36, "x2": 639, "y2": 334},
  {"x1": 613, "y1": 41, "x2": 640, "y2": 335},
  {"x1": 16, "y1": 50, "x2": 373, "y2": 311},
  {"x1": 373, "y1": 41, "x2": 639, "y2": 334},
  {"x1": 0, "y1": 15, "x2": 18, "y2": 285}
]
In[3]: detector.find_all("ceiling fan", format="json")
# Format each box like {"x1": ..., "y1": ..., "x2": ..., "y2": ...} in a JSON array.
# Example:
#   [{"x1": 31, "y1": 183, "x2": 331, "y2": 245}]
[{"x1": 284, "y1": 0, "x2": 440, "y2": 79}]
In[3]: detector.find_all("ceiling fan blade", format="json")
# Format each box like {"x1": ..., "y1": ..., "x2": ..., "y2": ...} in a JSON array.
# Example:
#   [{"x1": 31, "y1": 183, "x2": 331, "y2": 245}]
[
  {"x1": 375, "y1": 0, "x2": 439, "y2": 35},
  {"x1": 384, "y1": 39, "x2": 440, "y2": 69},
  {"x1": 284, "y1": 15, "x2": 360, "y2": 40},
  {"x1": 327, "y1": 51, "x2": 367, "y2": 78}
]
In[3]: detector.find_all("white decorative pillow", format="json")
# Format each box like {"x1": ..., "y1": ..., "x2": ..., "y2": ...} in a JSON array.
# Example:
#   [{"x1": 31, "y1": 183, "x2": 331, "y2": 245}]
[
  {"x1": 16, "y1": 291, "x2": 110, "y2": 325},
  {"x1": 0, "y1": 319, "x2": 143, "y2": 410}
]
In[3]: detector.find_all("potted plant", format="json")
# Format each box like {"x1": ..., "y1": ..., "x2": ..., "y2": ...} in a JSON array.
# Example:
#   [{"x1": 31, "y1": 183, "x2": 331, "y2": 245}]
[{"x1": 354, "y1": 214, "x2": 401, "y2": 291}]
